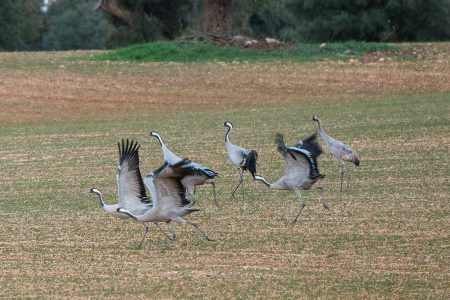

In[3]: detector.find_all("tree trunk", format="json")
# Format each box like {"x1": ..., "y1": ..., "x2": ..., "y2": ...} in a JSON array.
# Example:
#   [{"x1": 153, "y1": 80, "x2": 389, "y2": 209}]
[
  {"x1": 95, "y1": 0, "x2": 132, "y2": 24},
  {"x1": 201, "y1": 0, "x2": 232, "y2": 35}
]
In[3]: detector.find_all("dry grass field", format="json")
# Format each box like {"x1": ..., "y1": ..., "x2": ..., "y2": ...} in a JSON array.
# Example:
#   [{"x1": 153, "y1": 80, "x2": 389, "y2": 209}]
[{"x1": 0, "y1": 43, "x2": 449, "y2": 298}]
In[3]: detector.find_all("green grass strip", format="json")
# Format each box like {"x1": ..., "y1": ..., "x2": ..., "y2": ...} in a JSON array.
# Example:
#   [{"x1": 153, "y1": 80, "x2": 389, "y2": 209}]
[{"x1": 88, "y1": 41, "x2": 400, "y2": 63}]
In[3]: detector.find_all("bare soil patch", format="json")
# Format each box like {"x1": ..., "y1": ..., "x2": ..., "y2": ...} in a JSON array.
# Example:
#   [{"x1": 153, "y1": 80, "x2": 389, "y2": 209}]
[
  {"x1": 0, "y1": 44, "x2": 448, "y2": 298},
  {"x1": 0, "y1": 43, "x2": 449, "y2": 125}
]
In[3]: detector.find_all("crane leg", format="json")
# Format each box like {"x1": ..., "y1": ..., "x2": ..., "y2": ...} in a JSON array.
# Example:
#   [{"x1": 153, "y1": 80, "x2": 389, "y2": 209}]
[
  {"x1": 207, "y1": 181, "x2": 219, "y2": 206},
  {"x1": 186, "y1": 220, "x2": 215, "y2": 241},
  {"x1": 344, "y1": 165, "x2": 350, "y2": 190},
  {"x1": 339, "y1": 161, "x2": 345, "y2": 192},
  {"x1": 155, "y1": 222, "x2": 175, "y2": 241},
  {"x1": 158, "y1": 222, "x2": 176, "y2": 253},
  {"x1": 231, "y1": 168, "x2": 244, "y2": 199},
  {"x1": 166, "y1": 222, "x2": 177, "y2": 241},
  {"x1": 241, "y1": 173, "x2": 245, "y2": 201},
  {"x1": 186, "y1": 186, "x2": 196, "y2": 206},
  {"x1": 137, "y1": 223, "x2": 149, "y2": 248},
  {"x1": 316, "y1": 187, "x2": 330, "y2": 210},
  {"x1": 292, "y1": 190, "x2": 306, "y2": 224},
  {"x1": 160, "y1": 237, "x2": 174, "y2": 253}
]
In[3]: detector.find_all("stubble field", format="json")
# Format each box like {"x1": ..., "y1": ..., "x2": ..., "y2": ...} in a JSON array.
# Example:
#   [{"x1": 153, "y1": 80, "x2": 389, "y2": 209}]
[{"x1": 0, "y1": 43, "x2": 449, "y2": 298}]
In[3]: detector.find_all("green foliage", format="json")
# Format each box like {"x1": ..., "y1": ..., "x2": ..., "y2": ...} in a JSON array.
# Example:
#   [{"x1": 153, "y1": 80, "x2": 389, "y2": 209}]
[
  {"x1": 0, "y1": 0, "x2": 448, "y2": 51},
  {"x1": 0, "y1": 0, "x2": 43, "y2": 50},
  {"x1": 248, "y1": 1, "x2": 297, "y2": 41},
  {"x1": 42, "y1": 0, "x2": 116, "y2": 50},
  {"x1": 88, "y1": 40, "x2": 399, "y2": 63},
  {"x1": 105, "y1": 0, "x2": 194, "y2": 45},
  {"x1": 385, "y1": 0, "x2": 450, "y2": 41},
  {"x1": 286, "y1": 0, "x2": 450, "y2": 42}
]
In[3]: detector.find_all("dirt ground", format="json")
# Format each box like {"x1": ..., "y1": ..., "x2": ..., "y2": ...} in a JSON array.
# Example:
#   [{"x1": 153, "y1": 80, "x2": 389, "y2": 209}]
[
  {"x1": 0, "y1": 43, "x2": 449, "y2": 298},
  {"x1": 0, "y1": 43, "x2": 449, "y2": 125}
]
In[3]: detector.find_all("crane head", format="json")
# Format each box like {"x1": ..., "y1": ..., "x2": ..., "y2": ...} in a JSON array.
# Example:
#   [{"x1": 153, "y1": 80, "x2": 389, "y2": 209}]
[
  {"x1": 89, "y1": 188, "x2": 100, "y2": 194},
  {"x1": 149, "y1": 131, "x2": 164, "y2": 147},
  {"x1": 117, "y1": 207, "x2": 138, "y2": 220},
  {"x1": 149, "y1": 131, "x2": 159, "y2": 138},
  {"x1": 312, "y1": 115, "x2": 319, "y2": 122},
  {"x1": 224, "y1": 121, "x2": 233, "y2": 129}
]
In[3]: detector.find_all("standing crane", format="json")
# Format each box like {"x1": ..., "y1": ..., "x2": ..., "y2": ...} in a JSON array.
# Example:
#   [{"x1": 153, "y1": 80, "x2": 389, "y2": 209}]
[
  {"x1": 149, "y1": 131, "x2": 219, "y2": 206},
  {"x1": 117, "y1": 159, "x2": 215, "y2": 249},
  {"x1": 90, "y1": 139, "x2": 174, "y2": 247},
  {"x1": 312, "y1": 115, "x2": 360, "y2": 192},
  {"x1": 254, "y1": 133, "x2": 325, "y2": 223},
  {"x1": 223, "y1": 121, "x2": 258, "y2": 200}
]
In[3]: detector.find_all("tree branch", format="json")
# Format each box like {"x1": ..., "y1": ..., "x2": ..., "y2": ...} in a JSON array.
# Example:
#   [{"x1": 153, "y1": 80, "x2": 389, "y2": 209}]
[{"x1": 95, "y1": 0, "x2": 132, "y2": 24}]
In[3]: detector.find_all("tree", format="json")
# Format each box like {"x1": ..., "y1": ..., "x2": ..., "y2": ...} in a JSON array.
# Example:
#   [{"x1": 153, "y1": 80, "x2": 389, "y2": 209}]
[
  {"x1": 248, "y1": 0, "x2": 297, "y2": 41},
  {"x1": 42, "y1": 0, "x2": 116, "y2": 50},
  {"x1": 287, "y1": 0, "x2": 390, "y2": 42},
  {"x1": 95, "y1": 0, "x2": 194, "y2": 44},
  {"x1": 385, "y1": 0, "x2": 450, "y2": 41},
  {"x1": 0, "y1": 0, "x2": 43, "y2": 50},
  {"x1": 95, "y1": 0, "x2": 271, "y2": 44},
  {"x1": 287, "y1": 0, "x2": 450, "y2": 42},
  {"x1": 192, "y1": 0, "x2": 271, "y2": 36},
  {"x1": 196, "y1": 0, "x2": 232, "y2": 35}
]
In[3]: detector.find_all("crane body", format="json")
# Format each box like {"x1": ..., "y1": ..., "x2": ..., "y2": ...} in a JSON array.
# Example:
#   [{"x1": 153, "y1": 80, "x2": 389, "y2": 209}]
[
  {"x1": 312, "y1": 116, "x2": 360, "y2": 191},
  {"x1": 254, "y1": 133, "x2": 325, "y2": 222},
  {"x1": 149, "y1": 131, "x2": 219, "y2": 205},
  {"x1": 224, "y1": 121, "x2": 258, "y2": 199}
]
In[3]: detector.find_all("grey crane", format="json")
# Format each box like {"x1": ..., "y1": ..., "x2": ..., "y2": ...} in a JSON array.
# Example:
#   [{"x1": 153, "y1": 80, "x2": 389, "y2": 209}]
[
  {"x1": 253, "y1": 133, "x2": 325, "y2": 223},
  {"x1": 312, "y1": 115, "x2": 360, "y2": 192},
  {"x1": 117, "y1": 159, "x2": 215, "y2": 249},
  {"x1": 90, "y1": 139, "x2": 174, "y2": 247},
  {"x1": 149, "y1": 131, "x2": 219, "y2": 206},
  {"x1": 223, "y1": 121, "x2": 258, "y2": 199}
]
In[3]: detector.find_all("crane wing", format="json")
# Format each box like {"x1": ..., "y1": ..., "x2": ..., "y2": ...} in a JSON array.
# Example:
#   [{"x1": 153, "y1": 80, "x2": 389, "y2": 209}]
[
  {"x1": 320, "y1": 131, "x2": 360, "y2": 166},
  {"x1": 187, "y1": 161, "x2": 219, "y2": 178},
  {"x1": 147, "y1": 160, "x2": 197, "y2": 210},
  {"x1": 330, "y1": 139, "x2": 360, "y2": 166},
  {"x1": 117, "y1": 139, "x2": 151, "y2": 213},
  {"x1": 285, "y1": 147, "x2": 317, "y2": 179},
  {"x1": 294, "y1": 133, "x2": 323, "y2": 159},
  {"x1": 276, "y1": 133, "x2": 322, "y2": 180}
]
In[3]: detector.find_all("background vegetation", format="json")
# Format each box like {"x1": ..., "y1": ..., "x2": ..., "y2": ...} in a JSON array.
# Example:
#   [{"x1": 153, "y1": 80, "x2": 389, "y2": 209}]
[
  {"x1": 0, "y1": 47, "x2": 448, "y2": 297},
  {"x1": 0, "y1": 0, "x2": 449, "y2": 51},
  {"x1": 89, "y1": 41, "x2": 398, "y2": 63}
]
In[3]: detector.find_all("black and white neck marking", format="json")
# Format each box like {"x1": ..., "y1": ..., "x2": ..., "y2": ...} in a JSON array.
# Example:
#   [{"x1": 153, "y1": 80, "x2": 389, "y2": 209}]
[
  {"x1": 254, "y1": 175, "x2": 271, "y2": 187},
  {"x1": 149, "y1": 131, "x2": 164, "y2": 147},
  {"x1": 224, "y1": 121, "x2": 233, "y2": 142},
  {"x1": 90, "y1": 188, "x2": 105, "y2": 207},
  {"x1": 312, "y1": 116, "x2": 323, "y2": 131}
]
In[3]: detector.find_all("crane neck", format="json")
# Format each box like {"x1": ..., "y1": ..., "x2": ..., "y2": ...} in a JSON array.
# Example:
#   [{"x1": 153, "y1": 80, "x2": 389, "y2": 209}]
[
  {"x1": 225, "y1": 126, "x2": 231, "y2": 143},
  {"x1": 94, "y1": 190, "x2": 106, "y2": 207},
  {"x1": 152, "y1": 133, "x2": 178, "y2": 163},
  {"x1": 254, "y1": 175, "x2": 271, "y2": 188},
  {"x1": 161, "y1": 143, "x2": 174, "y2": 160},
  {"x1": 152, "y1": 133, "x2": 164, "y2": 148},
  {"x1": 314, "y1": 118, "x2": 324, "y2": 132}
]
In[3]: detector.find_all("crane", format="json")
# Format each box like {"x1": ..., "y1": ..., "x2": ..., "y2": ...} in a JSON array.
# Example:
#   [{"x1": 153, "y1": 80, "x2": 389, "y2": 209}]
[
  {"x1": 223, "y1": 121, "x2": 258, "y2": 200},
  {"x1": 148, "y1": 131, "x2": 219, "y2": 206},
  {"x1": 117, "y1": 159, "x2": 215, "y2": 250},
  {"x1": 253, "y1": 133, "x2": 325, "y2": 223},
  {"x1": 312, "y1": 115, "x2": 360, "y2": 192},
  {"x1": 90, "y1": 139, "x2": 174, "y2": 247}
]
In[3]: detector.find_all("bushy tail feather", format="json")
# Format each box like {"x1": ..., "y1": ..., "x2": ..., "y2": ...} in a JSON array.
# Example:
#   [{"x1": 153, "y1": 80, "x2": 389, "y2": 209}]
[
  {"x1": 184, "y1": 208, "x2": 200, "y2": 215},
  {"x1": 275, "y1": 133, "x2": 288, "y2": 154},
  {"x1": 297, "y1": 133, "x2": 323, "y2": 159},
  {"x1": 311, "y1": 173, "x2": 325, "y2": 180},
  {"x1": 246, "y1": 150, "x2": 258, "y2": 178},
  {"x1": 292, "y1": 134, "x2": 324, "y2": 180}
]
